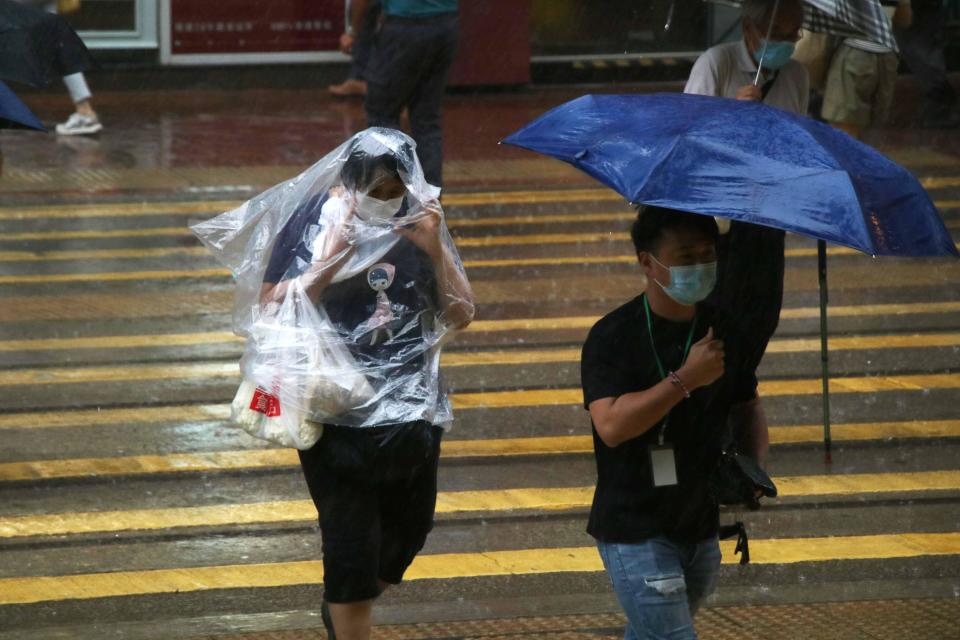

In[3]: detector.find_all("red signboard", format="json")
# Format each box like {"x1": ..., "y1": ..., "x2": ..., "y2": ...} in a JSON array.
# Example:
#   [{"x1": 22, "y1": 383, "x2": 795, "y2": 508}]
[{"x1": 167, "y1": 0, "x2": 343, "y2": 57}]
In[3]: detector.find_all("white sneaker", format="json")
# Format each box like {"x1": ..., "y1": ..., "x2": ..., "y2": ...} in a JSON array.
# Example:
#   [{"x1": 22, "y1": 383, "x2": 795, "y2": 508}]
[{"x1": 56, "y1": 112, "x2": 103, "y2": 136}]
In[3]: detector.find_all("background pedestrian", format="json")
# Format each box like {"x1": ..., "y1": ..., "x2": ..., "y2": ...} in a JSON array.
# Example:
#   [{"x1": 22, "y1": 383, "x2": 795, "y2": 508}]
[
  {"x1": 330, "y1": 1, "x2": 381, "y2": 97},
  {"x1": 821, "y1": 0, "x2": 912, "y2": 138},
  {"x1": 344, "y1": 0, "x2": 459, "y2": 187},
  {"x1": 895, "y1": 0, "x2": 959, "y2": 128},
  {"x1": 14, "y1": 0, "x2": 101, "y2": 135}
]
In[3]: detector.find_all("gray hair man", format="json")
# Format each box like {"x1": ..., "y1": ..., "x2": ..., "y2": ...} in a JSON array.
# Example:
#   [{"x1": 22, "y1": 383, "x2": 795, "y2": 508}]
[{"x1": 686, "y1": 0, "x2": 809, "y2": 113}]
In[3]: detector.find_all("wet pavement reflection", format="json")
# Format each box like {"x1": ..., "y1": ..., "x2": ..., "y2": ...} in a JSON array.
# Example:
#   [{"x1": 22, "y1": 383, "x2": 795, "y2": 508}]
[{"x1": 0, "y1": 82, "x2": 958, "y2": 639}]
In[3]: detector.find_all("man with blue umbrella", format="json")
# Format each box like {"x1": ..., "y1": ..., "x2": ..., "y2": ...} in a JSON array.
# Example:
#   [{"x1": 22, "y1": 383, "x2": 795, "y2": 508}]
[
  {"x1": 685, "y1": 0, "x2": 809, "y2": 469},
  {"x1": 582, "y1": 205, "x2": 760, "y2": 640}
]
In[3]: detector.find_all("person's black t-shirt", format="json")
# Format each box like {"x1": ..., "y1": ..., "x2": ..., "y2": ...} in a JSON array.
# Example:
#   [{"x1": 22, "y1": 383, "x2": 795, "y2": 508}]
[
  {"x1": 580, "y1": 295, "x2": 755, "y2": 544},
  {"x1": 262, "y1": 193, "x2": 442, "y2": 425}
]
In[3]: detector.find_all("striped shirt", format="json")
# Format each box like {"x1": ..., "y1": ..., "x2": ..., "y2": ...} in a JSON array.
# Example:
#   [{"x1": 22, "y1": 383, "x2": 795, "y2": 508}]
[{"x1": 845, "y1": 0, "x2": 906, "y2": 53}]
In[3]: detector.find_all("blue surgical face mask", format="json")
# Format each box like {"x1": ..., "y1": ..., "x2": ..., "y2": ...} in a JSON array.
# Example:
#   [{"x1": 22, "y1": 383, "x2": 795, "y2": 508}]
[
  {"x1": 756, "y1": 39, "x2": 796, "y2": 71},
  {"x1": 651, "y1": 256, "x2": 718, "y2": 306}
]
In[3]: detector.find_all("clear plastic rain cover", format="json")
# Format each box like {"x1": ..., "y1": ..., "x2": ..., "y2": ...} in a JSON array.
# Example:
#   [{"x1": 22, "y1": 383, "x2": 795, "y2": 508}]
[{"x1": 191, "y1": 128, "x2": 475, "y2": 449}]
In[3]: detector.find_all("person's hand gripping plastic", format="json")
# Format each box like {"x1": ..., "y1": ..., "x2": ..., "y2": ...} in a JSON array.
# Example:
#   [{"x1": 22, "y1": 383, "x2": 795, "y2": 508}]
[{"x1": 395, "y1": 202, "x2": 443, "y2": 260}]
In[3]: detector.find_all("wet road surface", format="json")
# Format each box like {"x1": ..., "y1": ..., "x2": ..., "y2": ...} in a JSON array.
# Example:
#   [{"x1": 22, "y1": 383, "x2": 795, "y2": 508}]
[{"x1": 0, "y1": 85, "x2": 958, "y2": 639}]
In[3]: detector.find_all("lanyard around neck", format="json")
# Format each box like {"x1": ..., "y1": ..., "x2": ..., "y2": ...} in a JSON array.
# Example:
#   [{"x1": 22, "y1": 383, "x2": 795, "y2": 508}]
[
  {"x1": 642, "y1": 294, "x2": 697, "y2": 379},
  {"x1": 643, "y1": 294, "x2": 697, "y2": 445}
]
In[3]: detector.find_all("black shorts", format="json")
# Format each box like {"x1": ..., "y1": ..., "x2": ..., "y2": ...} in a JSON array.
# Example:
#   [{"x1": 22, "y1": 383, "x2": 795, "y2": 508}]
[{"x1": 298, "y1": 420, "x2": 443, "y2": 603}]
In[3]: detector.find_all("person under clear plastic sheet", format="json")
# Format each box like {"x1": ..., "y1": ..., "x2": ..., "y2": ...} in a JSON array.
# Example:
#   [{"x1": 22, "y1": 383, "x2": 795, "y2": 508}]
[{"x1": 191, "y1": 128, "x2": 473, "y2": 640}]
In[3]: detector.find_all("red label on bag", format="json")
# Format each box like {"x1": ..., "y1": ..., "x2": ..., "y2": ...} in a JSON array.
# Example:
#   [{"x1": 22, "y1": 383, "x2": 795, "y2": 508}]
[{"x1": 250, "y1": 387, "x2": 281, "y2": 417}]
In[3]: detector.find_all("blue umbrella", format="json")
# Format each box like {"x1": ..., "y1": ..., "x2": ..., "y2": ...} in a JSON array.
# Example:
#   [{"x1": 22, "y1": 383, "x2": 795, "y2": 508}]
[
  {"x1": 0, "y1": 80, "x2": 44, "y2": 130},
  {"x1": 503, "y1": 92, "x2": 958, "y2": 459},
  {"x1": 503, "y1": 93, "x2": 956, "y2": 257}
]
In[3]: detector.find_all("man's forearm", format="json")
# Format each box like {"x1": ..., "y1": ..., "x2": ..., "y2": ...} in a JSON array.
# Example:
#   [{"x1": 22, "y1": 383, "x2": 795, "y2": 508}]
[{"x1": 591, "y1": 380, "x2": 687, "y2": 448}]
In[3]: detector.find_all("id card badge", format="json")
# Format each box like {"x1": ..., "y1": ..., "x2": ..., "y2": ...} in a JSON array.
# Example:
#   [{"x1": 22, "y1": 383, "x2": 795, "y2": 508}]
[{"x1": 649, "y1": 444, "x2": 678, "y2": 487}]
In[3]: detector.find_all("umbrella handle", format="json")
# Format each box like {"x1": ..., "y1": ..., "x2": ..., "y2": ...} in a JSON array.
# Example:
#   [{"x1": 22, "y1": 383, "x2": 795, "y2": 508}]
[
  {"x1": 753, "y1": 0, "x2": 781, "y2": 86},
  {"x1": 818, "y1": 239, "x2": 832, "y2": 464}
]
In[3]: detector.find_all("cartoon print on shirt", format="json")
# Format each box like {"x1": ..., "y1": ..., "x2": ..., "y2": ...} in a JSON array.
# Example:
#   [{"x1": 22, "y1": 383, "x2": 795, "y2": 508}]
[{"x1": 359, "y1": 263, "x2": 397, "y2": 345}]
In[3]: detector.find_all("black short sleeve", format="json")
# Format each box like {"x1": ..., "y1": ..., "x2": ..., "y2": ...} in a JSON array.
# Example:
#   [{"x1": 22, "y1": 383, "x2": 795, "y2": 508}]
[
  {"x1": 262, "y1": 193, "x2": 328, "y2": 284},
  {"x1": 581, "y1": 320, "x2": 639, "y2": 409}
]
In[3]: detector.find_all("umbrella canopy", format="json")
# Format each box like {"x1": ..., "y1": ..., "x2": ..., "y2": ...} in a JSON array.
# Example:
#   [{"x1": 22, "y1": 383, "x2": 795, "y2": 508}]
[
  {"x1": 0, "y1": 80, "x2": 44, "y2": 130},
  {"x1": 710, "y1": 0, "x2": 897, "y2": 50},
  {"x1": 502, "y1": 93, "x2": 957, "y2": 258},
  {"x1": 0, "y1": 0, "x2": 96, "y2": 88}
]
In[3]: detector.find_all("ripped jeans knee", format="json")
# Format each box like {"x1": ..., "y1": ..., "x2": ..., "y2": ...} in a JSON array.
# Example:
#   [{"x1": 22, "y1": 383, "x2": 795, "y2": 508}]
[
  {"x1": 645, "y1": 573, "x2": 687, "y2": 597},
  {"x1": 598, "y1": 538, "x2": 719, "y2": 640}
]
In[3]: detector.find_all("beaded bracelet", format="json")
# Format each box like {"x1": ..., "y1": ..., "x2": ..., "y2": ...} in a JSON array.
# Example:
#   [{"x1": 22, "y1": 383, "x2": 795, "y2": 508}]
[{"x1": 668, "y1": 371, "x2": 691, "y2": 399}]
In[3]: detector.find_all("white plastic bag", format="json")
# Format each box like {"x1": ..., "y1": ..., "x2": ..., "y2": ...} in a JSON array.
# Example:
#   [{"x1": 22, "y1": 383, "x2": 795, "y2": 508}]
[{"x1": 231, "y1": 379, "x2": 322, "y2": 450}]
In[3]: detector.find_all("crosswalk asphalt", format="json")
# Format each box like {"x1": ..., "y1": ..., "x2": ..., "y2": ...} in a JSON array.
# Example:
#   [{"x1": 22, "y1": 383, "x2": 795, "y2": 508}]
[{"x1": 0, "y1": 167, "x2": 958, "y2": 639}]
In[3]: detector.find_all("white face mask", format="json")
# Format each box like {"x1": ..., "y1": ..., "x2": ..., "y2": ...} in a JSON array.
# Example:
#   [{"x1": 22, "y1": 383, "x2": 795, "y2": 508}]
[{"x1": 355, "y1": 193, "x2": 404, "y2": 221}]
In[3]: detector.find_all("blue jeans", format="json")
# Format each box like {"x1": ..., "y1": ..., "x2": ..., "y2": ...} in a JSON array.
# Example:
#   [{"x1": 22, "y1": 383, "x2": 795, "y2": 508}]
[{"x1": 597, "y1": 536, "x2": 722, "y2": 640}]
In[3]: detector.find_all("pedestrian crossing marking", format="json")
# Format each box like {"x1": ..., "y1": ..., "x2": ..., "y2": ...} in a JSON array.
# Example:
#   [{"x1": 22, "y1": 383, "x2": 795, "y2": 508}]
[
  {"x1": 0, "y1": 189, "x2": 625, "y2": 224},
  {"x1": 0, "y1": 200, "x2": 241, "y2": 221},
  {"x1": 2, "y1": 471, "x2": 957, "y2": 538},
  {"x1": 0, "y1": 247, "x2": 211, "y2": 263},
  {"x1": 0, "y1": 331, "x2": 243, "y2": 352},
  {"x1": 5, "y1": 204, "x2": 958, "y2": 243},
  {"x1": 768, "y1": 420, "x2": 960, "y2": 443},
  {"x1": 766, "y1": 333, "x2": 960, "y2": 352},
  {"x1": 1, "y1": 421, "x2": 958, "y2": 482},
  {"x1": 470, "y1": 302, "x2": 960, "y2": 328},
  {"x1": 2, "y1": 330, "x2": 957, "y2": 356},
  {"x1": 6, "y1": 294, "x2": 945, "y2": 331},
  {"x1": 0, "y1": 175, "x2": 956, "y2": 223},
  {"x1": 775, "y1": 470, "x2": 960, "y2": 496},
  {"x1": 9, "y1": 242, "x2": 960, "y2": 266},
  {"x1": 776, "y1": 301, "x2": 960, "y2": 320},
  {"x1": 0, "y1": 212, "x2": 640, "y2": 248},
  {"x1": 0, "y1": 385, "x2": 954, "y2": 441},
  {"x1": 0, "y1": 186, "x2": 955, "y2": 223},
  {"x1": 0, "y1": 268, "x2": 232, "y2": 285},
  {"x1": 0, "y1": 421, "x2": 955, "y2": 484},
  {"x1": 921, "y1": 176, "x2": 960, "y2": 189},
  {"x1": 1, "y1": 532, "x2": 958, "y2": 605},
  {"x1": 451, "y1": 374, "x2": 960, "y2": 409},
  {"x1": 0, "y1": 404, "x2": 231, "y2": 430},
  {"x1": 4, "y1": 246, "x2": 960, "y2": 285},
  {"x1": 3, "y1": 227, "x2": 193, "y2": 242},
  {"x1": 0, "y1": 351, "x2": 957, "y2": 396}
]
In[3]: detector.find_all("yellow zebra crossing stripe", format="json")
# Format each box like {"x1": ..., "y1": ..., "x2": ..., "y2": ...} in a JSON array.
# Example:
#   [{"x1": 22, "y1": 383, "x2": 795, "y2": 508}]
[
  {"x1": 1, "y1": 421, "x2": 958, "y2": 482},
  {"x1": 6, "y1": 242, "x2": 959, "y2": 265},
  {"x1": 0, "y1": 358, "x2": 957, "y2": 397},
  {"x1": 2, "y1": 472, "x2": 957, "y2": 538},
  {"x1": 1, "y1": 532, "x2": 958, "y2": 605},
  {"x1": 1, "y1": 330, "x2": 957, "y2": 355}
]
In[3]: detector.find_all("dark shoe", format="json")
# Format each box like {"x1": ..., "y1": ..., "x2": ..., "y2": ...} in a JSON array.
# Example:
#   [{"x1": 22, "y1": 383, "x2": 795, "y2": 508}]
[{"x1": 321, "y1": 600, "x2": 336, "y2": 639}]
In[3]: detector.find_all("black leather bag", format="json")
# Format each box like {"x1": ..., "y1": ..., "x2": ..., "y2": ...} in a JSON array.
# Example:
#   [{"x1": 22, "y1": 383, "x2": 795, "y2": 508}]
[{"x1": 712, "y1": 449, "x2": 777, "y2": 510}]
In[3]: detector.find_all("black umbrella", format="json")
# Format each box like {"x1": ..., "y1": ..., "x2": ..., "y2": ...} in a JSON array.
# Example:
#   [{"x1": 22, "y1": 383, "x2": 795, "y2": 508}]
[{"x1": 0, "y1": 0, "x2": 96, "y2": 88}]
